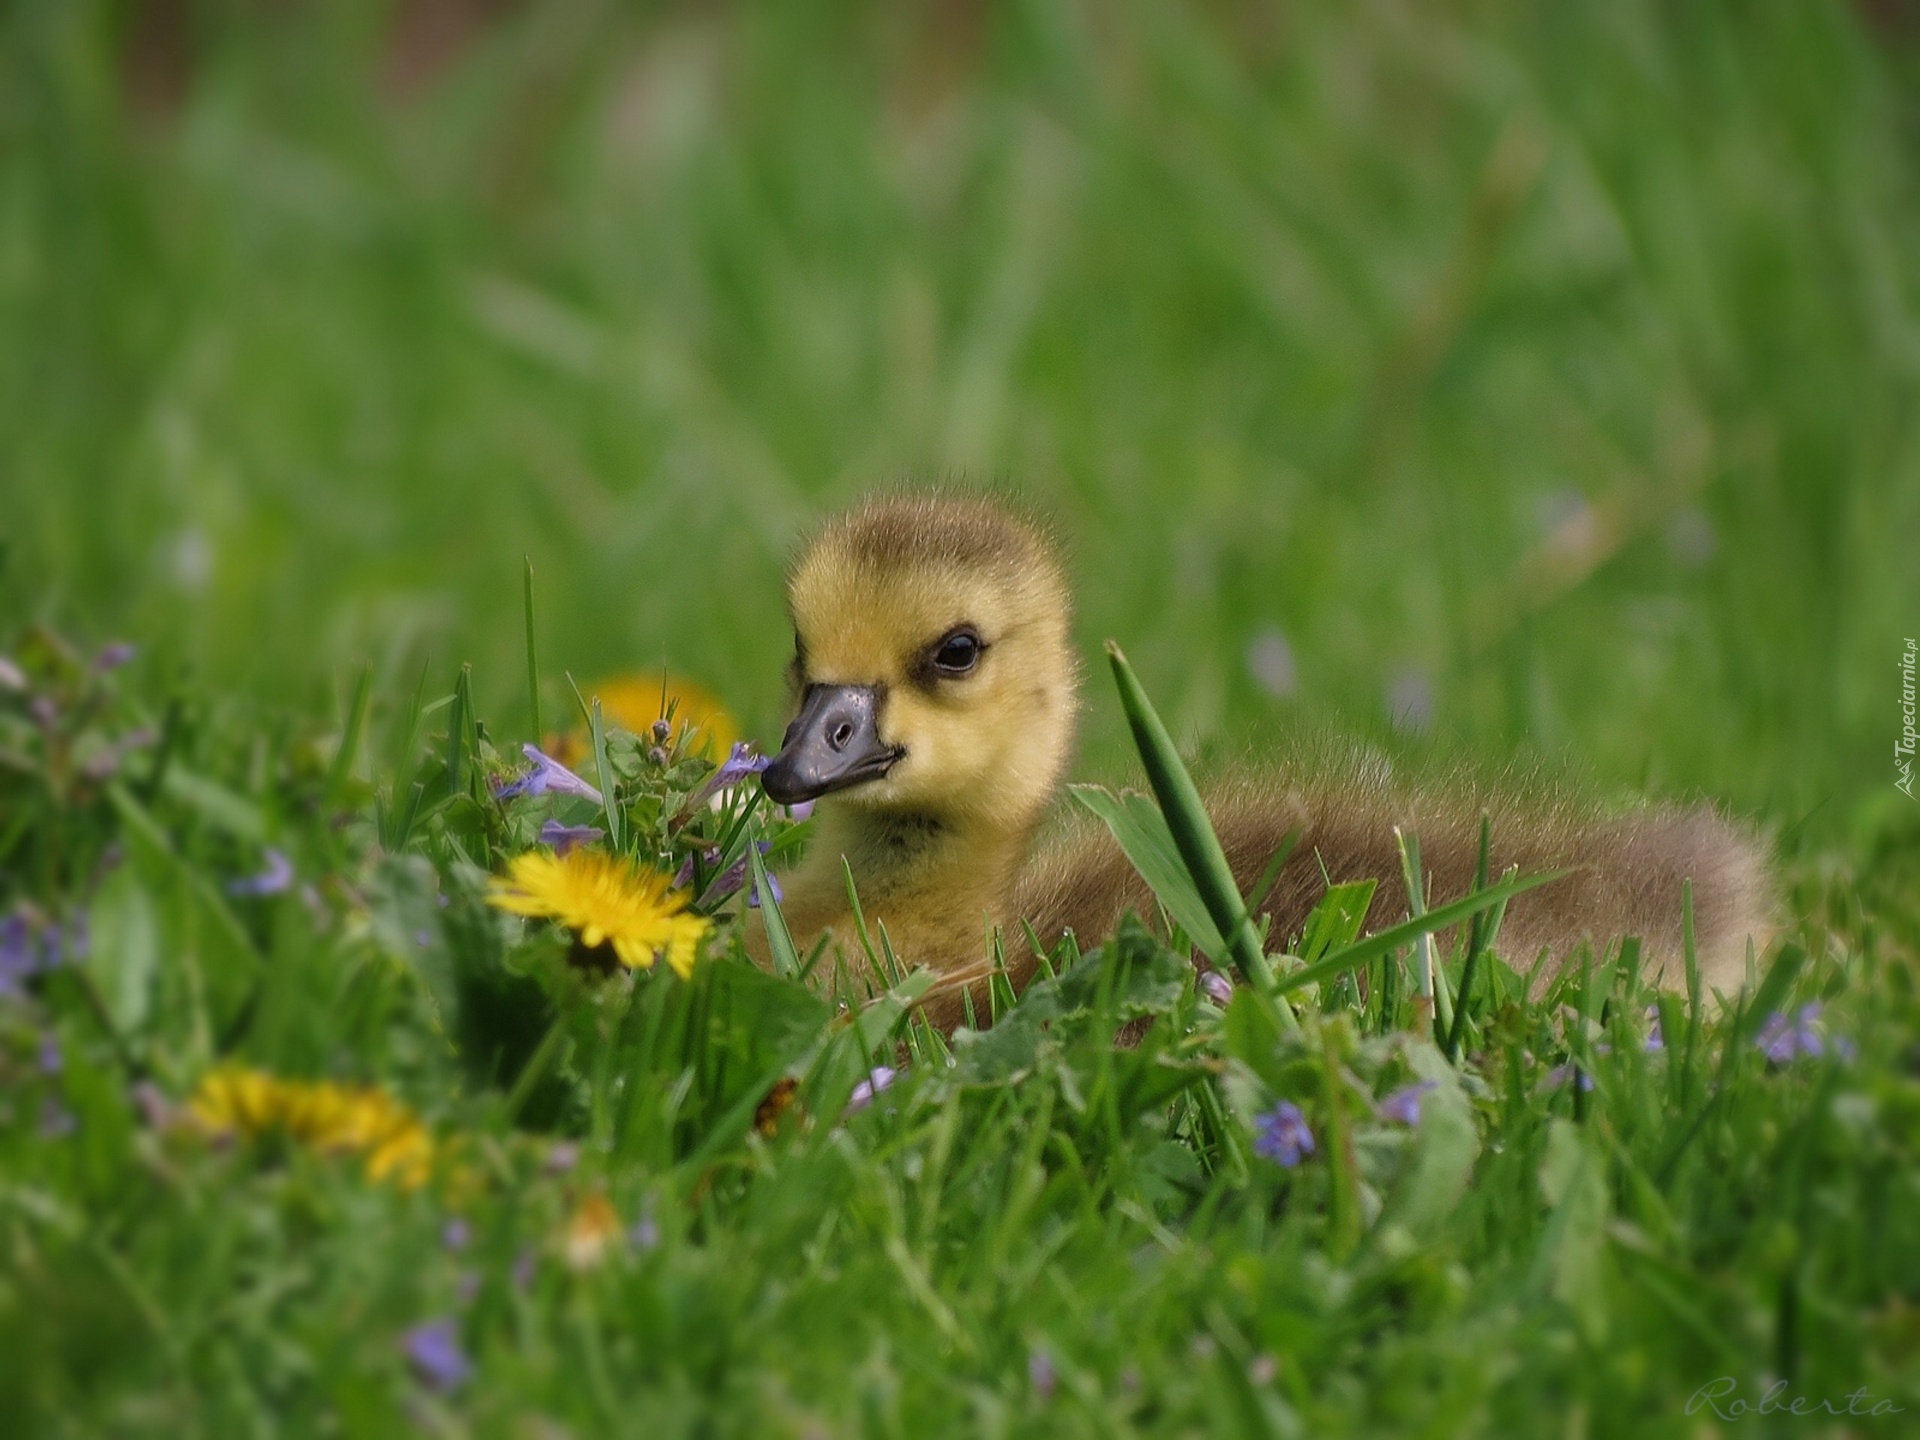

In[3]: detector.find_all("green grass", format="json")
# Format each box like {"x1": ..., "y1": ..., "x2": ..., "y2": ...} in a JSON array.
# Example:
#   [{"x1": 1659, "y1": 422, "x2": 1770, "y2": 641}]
[
  {"x1": 3, "y1": 623, "x2": 1916, "y2": 1436},
  {"x1": 3, "y1": 1, "x2": 1919, "y2": 1433}
]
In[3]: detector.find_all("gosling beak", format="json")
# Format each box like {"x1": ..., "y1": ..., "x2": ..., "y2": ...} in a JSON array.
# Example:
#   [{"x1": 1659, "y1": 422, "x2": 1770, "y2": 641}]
[{"x1": 761, "y1": 684, "x2": 903, "y2": 805}]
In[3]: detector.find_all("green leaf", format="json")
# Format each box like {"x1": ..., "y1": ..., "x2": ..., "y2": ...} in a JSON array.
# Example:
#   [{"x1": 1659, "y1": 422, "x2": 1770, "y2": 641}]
[
  {"x1": 86, "y1": 866, "x2": 160, "y2": 1039},
  {"x1": 106, "y1": 784, "x2": 262, "y2": 1059},
  {"x1": 1298, "y1": 880, "x2": 1377, "y2": 964},
  {"x1": 1068, "y1": 784, "x2": 1225, "y2": 958},
  {"x1": 158, "y1": 767, "x2": 265, "y2": 844},
  {"x1": 1371, "y1": 1048, "x2": 1480, "y2": 1241},
  {"x1": 1531, "y1": 1118, "x2": 1612, "y2": 1344}
]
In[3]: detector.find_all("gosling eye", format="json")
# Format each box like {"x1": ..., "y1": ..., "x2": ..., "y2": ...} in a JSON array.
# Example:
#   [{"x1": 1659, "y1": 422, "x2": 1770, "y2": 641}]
[{"x1": 930, "y1": 626, "x2": 984, "y2": 678}]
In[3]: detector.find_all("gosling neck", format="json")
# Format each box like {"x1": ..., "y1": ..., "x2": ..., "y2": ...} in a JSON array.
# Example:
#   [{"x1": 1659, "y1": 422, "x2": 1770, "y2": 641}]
[{"x1": 808, "y1": 802, "x2": 1036, "y2": 915}]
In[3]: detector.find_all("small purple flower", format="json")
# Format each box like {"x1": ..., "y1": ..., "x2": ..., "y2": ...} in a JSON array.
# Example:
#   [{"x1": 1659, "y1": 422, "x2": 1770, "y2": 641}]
[
  {"x1": 687, "y1": 741, "x2": 772, "y2": 811},
  {"x1": 1543, "y1": 1062, "x2": 1595, "y2": 1093},
  {"x1": 1028, "y1": 1347, "x2": 1056, "y2": 1400},
  {"x1": 1253, "y1": 1101, "x2": 1314, "y2": 1167},
  {"x1": 401, "y1": 1318, "x2": 472, "y2": 1394},
  {"x1": 1644, "y1": 1005, "x2": 1666, "y2": 1054},
  {"x1": 495, "y1": 745, "x2": 603, "y2": 806},
  {"x1": 846, "y1": 1066, "x2": 897, "y2": 1114},
  {"x1": 511, "y1": 1249, "x2": 537, "y2": 1290},
  {"x1": 1757, "y1": 1003, "x2": 1833, "y2": 1065},
  {"x1": 1376, "y1": 1080, "x2": 1437, "y2": 1126},
  {"x1": 685, "y1": 842, "x2": 781, "y2": 908},
  {"x1": 674, "y1": 847, "x2": 720, "y2": 890},
  {"x1": 746, "y1": 868, "x2": 782, "y2": 910},
  {"x1": 132, "y1": 1080, "x2": 174, "y2": 1130},
  {"x1": 455, "y1": 1271, "x2": 482, "y2": 1306},
  {"x1": 630, "y1": 1206, "x2": 660, "y2": 1252},
  {"x1": 81, "y1": 748, "x2": 122, "y2": 783},
  {"x1": 544, "y1": 1141, "x2": 580, "y2": 1174},
  {"x1": 442, "y1": 1218, "x2": 471, "y2": 1252},
  {"x1": 538, "y1": 820, "x2": 605, "y2": 857},
  {"x1": 1198, "y1": 970, "x2": 1234, "y2": 1006},
  {"x1": 39, "y1": 1098, "x2": 76, "y2": 1139},
  {"x1": 228, "y1": 848, "x2": 295, "y2": 897},
  {"x1": 94, "y1": 642, "x2": 136, "y2": 672},
  {"x1": 0, "y1": 914, "x2": 36, "y2": 997},
  {"x1": 38, "y1": 1035, "x2": 62, "y2": 1076}
]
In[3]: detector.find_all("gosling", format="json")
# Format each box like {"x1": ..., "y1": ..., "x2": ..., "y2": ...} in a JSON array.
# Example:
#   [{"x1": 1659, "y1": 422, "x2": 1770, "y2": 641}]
[{"x1": 748, "y1": 493, "x2": 1773, "y2": 1032}]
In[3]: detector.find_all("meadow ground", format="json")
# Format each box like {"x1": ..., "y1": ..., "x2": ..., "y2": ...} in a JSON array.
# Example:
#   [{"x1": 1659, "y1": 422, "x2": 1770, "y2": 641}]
[{"x1": 2, "y1": 2, "x2": 1919, "y2": 1434}]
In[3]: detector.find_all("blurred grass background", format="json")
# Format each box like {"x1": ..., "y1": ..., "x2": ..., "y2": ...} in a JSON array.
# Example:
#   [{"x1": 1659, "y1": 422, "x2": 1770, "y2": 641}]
[{"x1": 4, "y1": 0, "x2": 1918, "y2": 852}]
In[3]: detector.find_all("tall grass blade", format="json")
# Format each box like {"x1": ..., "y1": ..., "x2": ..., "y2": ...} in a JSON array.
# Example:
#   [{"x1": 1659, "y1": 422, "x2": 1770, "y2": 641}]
[
  {"x1": 523, "y1": 556, "x2": 542, "y2": 742},
  {"x1": 750, "y1": 840, "x2": 799, "y2": 977},
  {"x1": 1103, "y1": 642, "x2": 1286, "y2": 1020}
]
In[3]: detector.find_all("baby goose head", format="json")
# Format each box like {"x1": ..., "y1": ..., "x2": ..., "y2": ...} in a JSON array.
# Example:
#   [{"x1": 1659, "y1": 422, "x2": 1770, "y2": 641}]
[{"x1": 763, "y1": 493, "x2": 1079, "y2": 836}]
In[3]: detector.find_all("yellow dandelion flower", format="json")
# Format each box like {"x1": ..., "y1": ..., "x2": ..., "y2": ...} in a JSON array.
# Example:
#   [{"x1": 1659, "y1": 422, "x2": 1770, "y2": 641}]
[
  {"x1": 365, "y1": 1122, "x2": 435, "y2": 1189},
  {"x1": 186, "y1": 1065, "x2": 435, "y2": 1190},
  {"x1": 486, "y1": 849, "x2": 709, "y2": 979},
  {"x1": 188, "y1": 1066, "x2": 281, "y2": 1136},
  {"x1": 545, "y1": 672, "x2": 738, "y2": 767},
  {"x1": 562, "y1": 1193, "x2": 624, "y2": 1271}
]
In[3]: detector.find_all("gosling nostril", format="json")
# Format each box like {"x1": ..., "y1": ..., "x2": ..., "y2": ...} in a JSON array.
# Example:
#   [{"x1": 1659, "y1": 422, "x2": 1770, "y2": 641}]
[{"x1": 829, "y1": 720, "x2": 854, "y2": 751}]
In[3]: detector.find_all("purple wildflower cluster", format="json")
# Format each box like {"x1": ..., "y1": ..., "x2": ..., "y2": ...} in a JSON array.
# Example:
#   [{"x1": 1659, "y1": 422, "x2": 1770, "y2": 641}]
[
  {"x1": 1756, "y1": 1002, "x2": 1854, "y2": 1065},
  {"x1": 684, "y1": 741, "x2": 771, "y2": 812},
  {"x1": 227, "y1": 847, "x2": 295, "y2": 897},
  {"x1": 401, "y1": 1318, "x2": 472, "y2": 1394},
  {"x1": 630, "y1": 1204, "x2": 661, "y2": 1251},
  {"x1": 1252, "y1": 1100, "x2": 1314, "y2": 1167},
  {"x1": 1644, "y1": 1004, "x2": 1666, "y2": 1053},
  {"x1": 1028, "y1": 1347, "x2": 1057, "y2": 1400},
  {"x1": 846, "y1": 1066, "x2": 897, "y2": 1115},
  {"x1": 1375, "y1": 1080, "x2": 1437, "y2": 1126},
  {"x1": 0, "y1": 908, "x2": 85, "y2": 999},
  {"x1": 1542, "y1": 1062, "x2": 1596, "y2": 1093},
  {"x1": 537, "y1": 821, "x2": 604, "y2": 856},
  {"x1": 674, "y1": 840, "x2": 781, "y2": 907},
  {"x1": 494, "y1": 745, "x2": 603, "y2": 806}
]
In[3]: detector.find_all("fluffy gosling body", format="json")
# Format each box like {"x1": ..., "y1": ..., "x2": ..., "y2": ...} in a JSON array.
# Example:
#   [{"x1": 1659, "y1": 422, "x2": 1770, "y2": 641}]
[{"x1": 751, "y1": 493, "x2": 1773, "y2": 1031}]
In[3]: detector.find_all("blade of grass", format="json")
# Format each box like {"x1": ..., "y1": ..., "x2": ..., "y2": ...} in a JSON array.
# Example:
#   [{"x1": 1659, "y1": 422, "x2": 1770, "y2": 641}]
[
  {"x1": 565, "y1": 673, "x2": 623, "y2": 850},
  {"x1": 1447, "y1": 856, "x2": 1516, "y2": 1062},
  {"x1": 444, "y1": 666, "x2": 470, "y2": 801},
  {"x1": 323, "y1": 663, "x2": 372, "y2": 811},
  {"x1": 523, "y1": 557, "x2": 543, "y2": 742},
  {"x1": 750, "y1": 840, "x2": 799, "y2": 977},
  {"x1": 1104, "y1": 643, "x2": 1287, "y2": 1025},
  {"x1": 1276, "y1": 869, "x2": 1565, "y2": 998}
]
